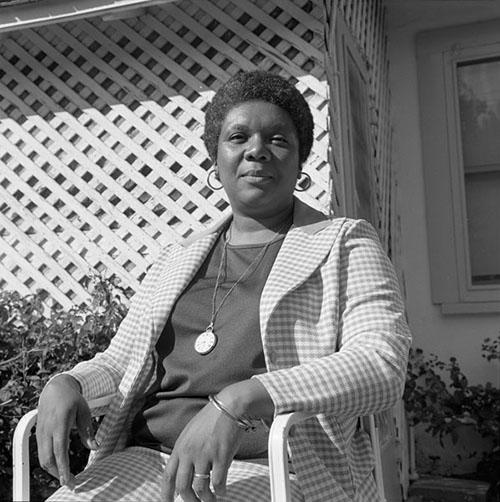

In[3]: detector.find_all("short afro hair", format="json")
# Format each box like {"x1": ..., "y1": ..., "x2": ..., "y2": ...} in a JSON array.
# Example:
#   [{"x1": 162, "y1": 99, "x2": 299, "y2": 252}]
[{"x1": 203, "y1": 71, "x2": 314, "y2": 165}]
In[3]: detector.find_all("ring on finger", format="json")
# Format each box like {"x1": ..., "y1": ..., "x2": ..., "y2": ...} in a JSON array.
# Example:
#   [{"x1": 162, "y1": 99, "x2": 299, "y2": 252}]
[{"x1": 193, "y1": 473, "x2": 210, "y2": 480}]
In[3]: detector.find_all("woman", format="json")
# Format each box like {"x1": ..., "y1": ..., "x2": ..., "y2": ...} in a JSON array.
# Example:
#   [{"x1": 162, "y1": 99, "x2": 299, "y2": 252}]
[{"x1": 36, "y1": 71, "x2": 411, "y2": 502}]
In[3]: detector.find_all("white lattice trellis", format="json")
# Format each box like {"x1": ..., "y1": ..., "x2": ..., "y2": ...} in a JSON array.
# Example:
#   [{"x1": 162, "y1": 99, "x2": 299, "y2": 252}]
[
  {"x1": 322, "y1": 0, "x2": 393, "y2": 253},
  {"x1": 0, "y1": 0, "x2": 329, "y2": 307}
]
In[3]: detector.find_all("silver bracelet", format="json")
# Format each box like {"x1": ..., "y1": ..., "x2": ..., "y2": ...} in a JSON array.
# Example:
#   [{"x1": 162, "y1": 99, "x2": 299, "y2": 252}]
[{"x1": 208, "y1": 395, "x2": 256, "y2": 432}]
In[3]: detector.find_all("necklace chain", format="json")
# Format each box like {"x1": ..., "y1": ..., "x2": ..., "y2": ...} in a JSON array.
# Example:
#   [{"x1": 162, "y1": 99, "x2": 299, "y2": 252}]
[
  {"x1": 209, "y1": 220, "x2": 291, "y2": 327},
  {"x1": 193, "y1": 219, "x2": 291, "y2": 355}
]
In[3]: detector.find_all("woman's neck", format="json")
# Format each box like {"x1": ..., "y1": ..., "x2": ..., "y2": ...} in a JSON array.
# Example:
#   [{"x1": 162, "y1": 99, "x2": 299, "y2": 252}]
[{"x1": 228, "y1": 206, "x2": 294, "y2": 245}]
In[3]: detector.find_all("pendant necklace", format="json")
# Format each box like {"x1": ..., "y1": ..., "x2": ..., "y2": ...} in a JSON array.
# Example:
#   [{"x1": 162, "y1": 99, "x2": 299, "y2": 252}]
[{"x1": 194, "y1": 219, "x2": 291, "y2": 355}]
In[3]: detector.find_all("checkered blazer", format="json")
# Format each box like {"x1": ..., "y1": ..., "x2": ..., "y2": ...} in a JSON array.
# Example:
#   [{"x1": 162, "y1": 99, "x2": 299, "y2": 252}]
[{"x1": 66, "y1": 198, "x2": 411, "y2": 502}]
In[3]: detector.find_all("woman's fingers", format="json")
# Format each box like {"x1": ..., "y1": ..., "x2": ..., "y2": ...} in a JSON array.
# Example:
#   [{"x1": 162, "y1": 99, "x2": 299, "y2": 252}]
[
  {"x1": 211, "y1": 460, "x2": 229, "y2": 497},
  {"x1": 37, "y1": 422, "x2": 75, "y2": 487},
  {"x1": 75, "y1": 400, "x2": 99, "y2": 450},
  {"x1": 192, "y1": 464, "x2": 215, "y2": 502},
  {"x1": 172, "y1": 461, "x2": 199, "y2": 502},
  {"x1": 161, "y1": 454, "x2": 178, "y2": 502},
  {"x1": 36, "y1": 412, "x2": 55, "y2": 476},
  {"x1": 36, "y1": 376, "x2": 86, "y2": 487},
  {"x1": 162, "y1": 456, "x2": 217, "y2": 502},
  {"x1": 36, "y1": 407, "x2": 72, "y2": 484},
  {"x1": 162, "y1": 403, "x2": 243, "y2": 501},
  {"x1": 52, "y1": 430, "x2": 73, "y2": 487},
  {"x1": 36, "y1": 445, "x2": 59, "y2": 480}
]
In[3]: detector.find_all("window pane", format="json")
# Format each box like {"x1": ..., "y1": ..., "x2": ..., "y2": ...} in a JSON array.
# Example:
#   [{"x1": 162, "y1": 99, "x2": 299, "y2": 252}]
[
  {"x1": 457, "y1": 58, "x2": 500, "y2": 285},
  {"x1": 464, "y1": 171, "x2": 500, "y2": 284},
  {"x1": 458, "y1": 58, "x2": 500, "y2": 168}
]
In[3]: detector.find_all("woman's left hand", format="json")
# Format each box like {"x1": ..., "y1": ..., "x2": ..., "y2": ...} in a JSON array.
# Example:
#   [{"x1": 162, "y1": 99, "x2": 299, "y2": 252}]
[{"x1": 161, "y1": 402, "x2": 244, "y2": 502}]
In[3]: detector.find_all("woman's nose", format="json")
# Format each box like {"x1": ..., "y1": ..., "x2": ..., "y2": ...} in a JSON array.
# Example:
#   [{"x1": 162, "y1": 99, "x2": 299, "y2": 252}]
[{"x1": 244, "y1": 136, "x2": 270, "y2": 162}]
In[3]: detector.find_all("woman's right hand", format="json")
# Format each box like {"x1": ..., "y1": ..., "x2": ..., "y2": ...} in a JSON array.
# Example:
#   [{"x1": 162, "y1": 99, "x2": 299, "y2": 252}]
[{"x1": 36, "y1": 375, "x2": 99, "y2": 488}]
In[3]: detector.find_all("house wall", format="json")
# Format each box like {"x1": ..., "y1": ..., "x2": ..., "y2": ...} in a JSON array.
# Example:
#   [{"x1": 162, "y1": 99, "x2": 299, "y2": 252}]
[
  {"x1": 386, "y1": 1, "x2": 500, "y2": 388},
  {"x1": 386, "y1": 0, "x2": 500, "y2": 477}
]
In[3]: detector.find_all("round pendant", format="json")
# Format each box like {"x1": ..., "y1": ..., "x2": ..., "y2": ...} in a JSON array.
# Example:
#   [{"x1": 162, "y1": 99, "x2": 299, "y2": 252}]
[{"x1": 194, "y1": 329, "x2": 217, "y2": 355}]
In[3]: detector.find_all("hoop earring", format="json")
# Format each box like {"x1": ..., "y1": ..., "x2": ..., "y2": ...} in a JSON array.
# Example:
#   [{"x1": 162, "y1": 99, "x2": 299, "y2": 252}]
[
  {"x1": 295, "y1": 171, "x2": 311, "y2": 192},
  {"x1": 207, "y1": 169, "x2": 223, "y2": 191}
]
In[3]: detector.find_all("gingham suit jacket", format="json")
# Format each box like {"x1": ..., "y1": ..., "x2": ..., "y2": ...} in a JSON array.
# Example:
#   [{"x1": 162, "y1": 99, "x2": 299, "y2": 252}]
[{"x1": 67, "y1": 198, "x2": 411, "y2": 502}]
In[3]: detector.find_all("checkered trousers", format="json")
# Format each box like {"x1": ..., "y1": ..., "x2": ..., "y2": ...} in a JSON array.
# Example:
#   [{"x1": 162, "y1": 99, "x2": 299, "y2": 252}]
[{"x1": 47, "y1": 446, "x2": 304, "y2": 501}]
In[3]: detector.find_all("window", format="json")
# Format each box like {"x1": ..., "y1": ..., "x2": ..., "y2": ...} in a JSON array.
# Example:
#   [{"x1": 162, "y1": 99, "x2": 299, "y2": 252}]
[{"x1": 417, "y1": 19, "x2": 500, "y2": 313}]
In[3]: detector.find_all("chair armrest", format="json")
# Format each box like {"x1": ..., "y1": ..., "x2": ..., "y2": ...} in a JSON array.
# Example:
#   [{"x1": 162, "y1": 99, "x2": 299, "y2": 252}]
[
  {"x1": 363, "y1": 414, "x2": 386, "y2": 501},
  {"x1": 268, "y1": 411, "x2": 315, "y2": 502},
  {"x1": 268, "y1": 412, "x2": 387, "y2": 502},
  {"x1": 12, "y1": 393, "x2": 115, "y2": 502}
]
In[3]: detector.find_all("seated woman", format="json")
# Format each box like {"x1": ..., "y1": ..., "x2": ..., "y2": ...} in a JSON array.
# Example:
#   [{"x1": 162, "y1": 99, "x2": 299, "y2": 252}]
[{"x1": 36, "y1": 70, "x2": 411, "y2": 502}]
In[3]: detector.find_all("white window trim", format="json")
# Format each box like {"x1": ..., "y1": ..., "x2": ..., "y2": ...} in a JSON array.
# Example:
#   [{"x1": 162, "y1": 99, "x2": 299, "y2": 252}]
[{"x1": 417, "y1": 18, "x2": 500, "y2": 314}]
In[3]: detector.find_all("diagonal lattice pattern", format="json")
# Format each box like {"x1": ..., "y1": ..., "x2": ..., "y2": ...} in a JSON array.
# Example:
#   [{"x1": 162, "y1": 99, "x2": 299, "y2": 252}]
[
  {"x1": 0, "y1": 0, "x2": 328, "y2": 307},
  {"x1": 324, "y1": 0, "x2": 393, "y2": 253}
]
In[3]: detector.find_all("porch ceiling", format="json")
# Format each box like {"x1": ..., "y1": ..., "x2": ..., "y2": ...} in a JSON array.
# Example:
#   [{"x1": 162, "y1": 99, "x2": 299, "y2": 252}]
[{"x1": 0, "y1": 0, "x2": 176, "y2": 33}]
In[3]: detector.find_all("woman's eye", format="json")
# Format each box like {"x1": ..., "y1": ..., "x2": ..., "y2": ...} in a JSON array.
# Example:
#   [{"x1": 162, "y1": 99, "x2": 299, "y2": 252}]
[
  {"x1": 271, "y1": 136, "x2": 288, "y2": 145},
  {"x1": 229, "y1": 133, "x2": 246, "y2": 142}
]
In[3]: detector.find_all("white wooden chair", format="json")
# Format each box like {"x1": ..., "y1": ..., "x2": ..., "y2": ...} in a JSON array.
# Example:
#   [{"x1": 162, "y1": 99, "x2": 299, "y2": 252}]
[{"x1": 13, "y1": 396, "x2": 386, "y2": 502}]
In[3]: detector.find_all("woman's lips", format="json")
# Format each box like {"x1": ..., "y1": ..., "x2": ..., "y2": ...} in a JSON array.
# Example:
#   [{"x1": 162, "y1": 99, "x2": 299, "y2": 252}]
[
  {"x1": 242, "y1": 174, "x2": 274, "y2": 184},
  {"x1": 242, "y1": 170, "x2": 273, "y2": 180}
]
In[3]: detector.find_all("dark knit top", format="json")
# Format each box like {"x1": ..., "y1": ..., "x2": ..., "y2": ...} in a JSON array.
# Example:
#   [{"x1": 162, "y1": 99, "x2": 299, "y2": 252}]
[{"x1": 131, "y1": 232, "x2": 285, "y2": 458}]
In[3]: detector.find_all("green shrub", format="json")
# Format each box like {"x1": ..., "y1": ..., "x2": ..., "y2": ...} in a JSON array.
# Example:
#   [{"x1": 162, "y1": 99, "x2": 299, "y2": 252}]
[
  {"x1": 404, "y1": 338, "x2": 500, "y2": 497},
  {"x1": 0, "y1": 275, "x2": 129, "y2": 501}
]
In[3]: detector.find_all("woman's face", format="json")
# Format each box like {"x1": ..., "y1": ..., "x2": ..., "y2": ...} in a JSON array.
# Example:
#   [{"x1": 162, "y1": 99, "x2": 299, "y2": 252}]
[{"x1": 216, "y1": 100, "x2": 301, "y2": 219}]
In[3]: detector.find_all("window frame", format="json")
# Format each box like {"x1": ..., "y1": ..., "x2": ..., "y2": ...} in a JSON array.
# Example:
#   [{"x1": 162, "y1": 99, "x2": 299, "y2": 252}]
[{"x1": 417, "y1": 19, "x2": 500, "y2": 314}]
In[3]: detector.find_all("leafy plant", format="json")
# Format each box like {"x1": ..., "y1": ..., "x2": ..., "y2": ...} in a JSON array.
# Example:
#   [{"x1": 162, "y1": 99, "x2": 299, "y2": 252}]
[
  {"x1": 404, "y1": 337, "x2": 500, "y2": 499},
  {"x1": 0, "y1": 275, "x2": 129, "y2": 502}
]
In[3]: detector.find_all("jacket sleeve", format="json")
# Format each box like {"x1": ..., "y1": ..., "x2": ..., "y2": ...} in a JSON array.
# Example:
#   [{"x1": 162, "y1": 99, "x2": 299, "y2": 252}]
[
  {"x1": 253, "y1": 219, "x2": 411, "y2": 419},
  {"x1": 64, "y1": 245, "x2": 173, "y2": 400}
]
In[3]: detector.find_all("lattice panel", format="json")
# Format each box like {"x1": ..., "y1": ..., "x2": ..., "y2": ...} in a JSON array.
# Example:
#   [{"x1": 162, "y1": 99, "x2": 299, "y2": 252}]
[
  {"x1": 322, "y1": 2, "x2": 406, "y2": 496},
  {"x1": 0, "y1": 0, "x2": 328, "y2": 307},
  {"x1": 322, "y1": 0, "x2": 393, "y2": 253}
]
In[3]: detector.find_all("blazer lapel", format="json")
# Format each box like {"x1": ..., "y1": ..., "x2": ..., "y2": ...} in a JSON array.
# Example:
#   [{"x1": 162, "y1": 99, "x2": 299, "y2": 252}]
[
  {"x1": 260, "y1": 200, "x2": 345, "y2": 339},
  {"x1": 125, "y1": 216, "x2": 232, "y2": 378},
  {"x1": 149, "y1": 214, "x2": 232, "y2": 347},
  {"x1": 151, "y1": 236, "x2": 217, "y2": 342}
]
